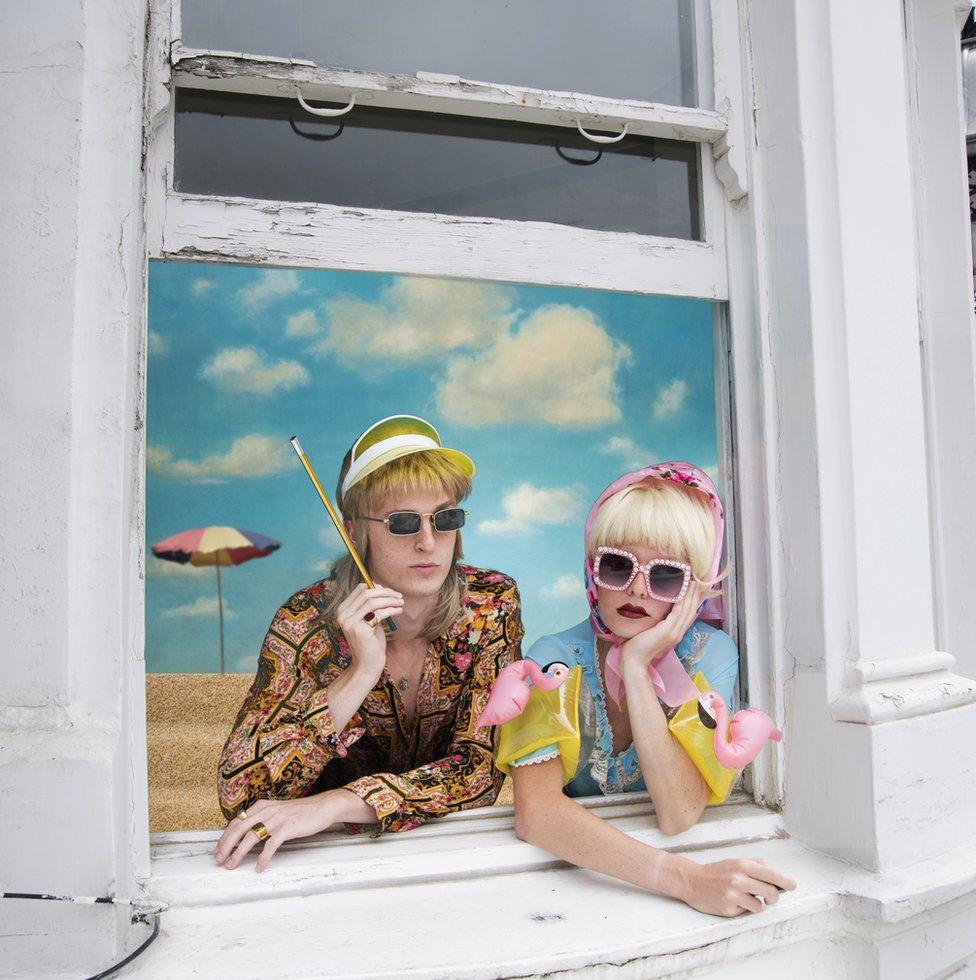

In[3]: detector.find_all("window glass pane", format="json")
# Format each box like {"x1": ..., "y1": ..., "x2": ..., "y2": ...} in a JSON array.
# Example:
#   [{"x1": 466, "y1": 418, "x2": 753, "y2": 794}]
[
  {"x1": 145, "y1": 262, "x2": 724, "y2": 831},
  {"x1": 175, "y1": 90, "x2": 702, "y2": 240},
  {"x1": 145, "y1": 260, "x2": 726, "y2": 830},
  {"x1": 181, "y1": 0, "x2": 698, "y2": 107}
]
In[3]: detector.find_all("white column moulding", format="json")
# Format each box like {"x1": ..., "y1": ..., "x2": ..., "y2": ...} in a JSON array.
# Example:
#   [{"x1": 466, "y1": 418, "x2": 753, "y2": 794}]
[{"x1": 906, "y1": 0, "x2": 976, "y2": 684}]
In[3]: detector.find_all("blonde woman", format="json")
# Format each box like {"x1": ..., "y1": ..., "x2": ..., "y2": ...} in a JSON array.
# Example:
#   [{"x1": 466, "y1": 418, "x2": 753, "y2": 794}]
[
  {"x1": 215, "y1": 415, "x2": 523, "y2": 872},
  {"x1": 500, "y1": 463, "x2": 796, "y2": 916}
]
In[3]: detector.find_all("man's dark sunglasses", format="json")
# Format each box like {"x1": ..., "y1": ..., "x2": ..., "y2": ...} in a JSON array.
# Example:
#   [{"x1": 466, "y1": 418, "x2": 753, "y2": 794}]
[{"x1": 356, "y1": 507, "x2": 467, "y2": 536}]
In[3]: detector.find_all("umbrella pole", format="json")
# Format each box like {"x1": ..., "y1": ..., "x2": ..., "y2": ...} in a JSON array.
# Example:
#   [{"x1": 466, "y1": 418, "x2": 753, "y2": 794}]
[{"x1": 215, "y1": 563, "x2": 225, "y2": 674}]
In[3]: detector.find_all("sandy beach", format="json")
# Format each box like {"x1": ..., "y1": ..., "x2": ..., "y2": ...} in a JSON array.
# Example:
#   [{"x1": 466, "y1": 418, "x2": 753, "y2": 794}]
[{"x1": 146, "y1": 673, "x2": 513, "y2": 833}]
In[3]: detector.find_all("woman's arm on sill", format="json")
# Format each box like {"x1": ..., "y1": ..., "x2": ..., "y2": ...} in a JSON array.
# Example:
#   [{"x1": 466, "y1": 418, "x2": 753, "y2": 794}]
[{"x1": 511, "y1": 757, "x2": 795, "y2": 917}]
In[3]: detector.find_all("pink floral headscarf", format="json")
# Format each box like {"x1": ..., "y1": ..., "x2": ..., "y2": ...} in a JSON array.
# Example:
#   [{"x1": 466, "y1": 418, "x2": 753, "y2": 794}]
[{"x1": 584, "y1": 461, "x2": 726, "y2": 707}]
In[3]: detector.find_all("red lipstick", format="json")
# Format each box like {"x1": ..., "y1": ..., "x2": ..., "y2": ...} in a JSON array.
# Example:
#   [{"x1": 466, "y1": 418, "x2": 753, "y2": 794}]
[{"x1": 617, "y1": 603, "x2": 649, "y2": 619}]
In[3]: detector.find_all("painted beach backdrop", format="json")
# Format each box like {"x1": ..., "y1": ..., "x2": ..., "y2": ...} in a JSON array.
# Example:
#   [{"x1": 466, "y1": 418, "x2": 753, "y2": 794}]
[{"x1": 146, "y1": 261, "x2": 721, "y2": 675}]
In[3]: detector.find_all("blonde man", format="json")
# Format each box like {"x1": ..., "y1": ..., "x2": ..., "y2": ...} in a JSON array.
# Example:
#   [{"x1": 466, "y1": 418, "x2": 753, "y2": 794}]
[{"x1": 215, "y1": 415, "x2": 523, "y2": 872}]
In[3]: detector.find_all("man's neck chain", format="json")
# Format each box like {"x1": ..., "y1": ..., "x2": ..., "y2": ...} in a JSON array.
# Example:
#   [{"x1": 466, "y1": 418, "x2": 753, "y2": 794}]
[{"x1": 388, "y1": 643, "x2": 427, "y2": 693}]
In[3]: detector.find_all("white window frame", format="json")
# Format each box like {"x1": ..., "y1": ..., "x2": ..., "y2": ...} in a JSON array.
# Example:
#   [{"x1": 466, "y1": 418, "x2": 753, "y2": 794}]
[{"x1": 140, "y1": 0, "x2": 783, "y2": 860}]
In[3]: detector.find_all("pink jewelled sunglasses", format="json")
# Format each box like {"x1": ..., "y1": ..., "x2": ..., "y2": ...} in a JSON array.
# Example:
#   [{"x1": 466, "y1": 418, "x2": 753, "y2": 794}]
[{"x1": 592, "y1": 546, "x2": 693, "y2": 603}]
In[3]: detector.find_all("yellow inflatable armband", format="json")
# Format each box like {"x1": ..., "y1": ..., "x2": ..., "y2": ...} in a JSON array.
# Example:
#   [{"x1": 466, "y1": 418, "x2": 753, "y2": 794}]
[
  {"x1": 668, "y1": 671, "x2": 737, "y2": 804},
  {"x1": 495, "y1": 666, "x2": 582, "y2": 785}
]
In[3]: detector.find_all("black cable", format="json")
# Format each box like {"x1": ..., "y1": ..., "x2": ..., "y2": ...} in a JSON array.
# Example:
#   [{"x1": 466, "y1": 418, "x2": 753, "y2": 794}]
[
  {"x1": 85, "y1": 913, "x2": 161, "y2": 980},
  {"x1": 1, "y1": 892, "x2": 163, "y2": 979}
]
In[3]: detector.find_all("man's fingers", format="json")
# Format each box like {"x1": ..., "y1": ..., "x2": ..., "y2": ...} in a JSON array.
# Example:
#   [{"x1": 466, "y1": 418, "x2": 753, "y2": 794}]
[
  {"x1": 366, "y1": 604, "x2": 403, "y2": 625},
  {"x1": 215, "y1": 818, "x2": 254, "y2": 863},
  {"x1": 224, "y1": 826, "x2": 262, "y2": 870},
  {"x1": 256, "y1": 835, "x2": 286, "y2": 874},
  {"x1": 217, "y1": 808, "x2": 276, "y2": 865},
  {"x1": 341, "y1": 589, "x2": 404, "y2": 623}
]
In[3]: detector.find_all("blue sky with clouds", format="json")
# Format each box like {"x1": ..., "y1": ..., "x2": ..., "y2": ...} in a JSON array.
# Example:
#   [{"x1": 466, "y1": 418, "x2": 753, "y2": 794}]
[{"x1": 146, "y1": 261, "x2": 720, "y2": 673}]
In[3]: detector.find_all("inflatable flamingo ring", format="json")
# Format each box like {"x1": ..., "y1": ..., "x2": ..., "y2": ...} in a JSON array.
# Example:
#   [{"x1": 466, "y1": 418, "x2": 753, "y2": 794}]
[
  {"x1": 696, "y1": 691, "x2": 783, "y2": 769},
  {"x1": 476, "y1": 660, "x2": 570, "y2": 728}
]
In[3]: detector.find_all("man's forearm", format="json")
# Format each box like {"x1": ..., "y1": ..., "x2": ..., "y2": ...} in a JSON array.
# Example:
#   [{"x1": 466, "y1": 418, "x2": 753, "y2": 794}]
[
  {"x1": 324, "y1": 659, "x2": 384, "y2": 735},
  {"x1": 329, "y1": 787, "x2": 379, "y2": 824},
  {"x1": 622, "y1": 659, "x2": 709, "y2": 834}
]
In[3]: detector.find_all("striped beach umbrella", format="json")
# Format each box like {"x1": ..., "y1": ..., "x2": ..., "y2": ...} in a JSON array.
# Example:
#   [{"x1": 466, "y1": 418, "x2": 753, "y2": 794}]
[{"x1": 152, "y1": 526, "x2": 281, "y2": 673}]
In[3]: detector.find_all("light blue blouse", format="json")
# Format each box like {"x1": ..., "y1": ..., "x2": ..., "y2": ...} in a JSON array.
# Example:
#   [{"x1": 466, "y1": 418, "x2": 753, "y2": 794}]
[{"x1": 510, "y1": 618, "x2": 739, "y2": 797}]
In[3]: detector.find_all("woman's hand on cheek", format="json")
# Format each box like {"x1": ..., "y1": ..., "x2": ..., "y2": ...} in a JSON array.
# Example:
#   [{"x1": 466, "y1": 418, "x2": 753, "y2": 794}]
[{"x1": 619, "y1": 582, "x2": 708, "y2": 671}]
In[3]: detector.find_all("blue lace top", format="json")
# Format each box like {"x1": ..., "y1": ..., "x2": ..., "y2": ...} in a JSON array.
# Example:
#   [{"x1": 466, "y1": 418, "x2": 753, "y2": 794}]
[{"x1": 510, "y1": 618, "x2": 739, "y2": 797}]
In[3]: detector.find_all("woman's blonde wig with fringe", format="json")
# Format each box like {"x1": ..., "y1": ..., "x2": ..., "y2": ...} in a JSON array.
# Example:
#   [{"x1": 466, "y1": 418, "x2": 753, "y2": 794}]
[
  {"x1": 322, "y1": 449, "x2": 473, "y2": 640},
  {"x1": 586, "y1": 477, "x2": 716, "y2": 581}
]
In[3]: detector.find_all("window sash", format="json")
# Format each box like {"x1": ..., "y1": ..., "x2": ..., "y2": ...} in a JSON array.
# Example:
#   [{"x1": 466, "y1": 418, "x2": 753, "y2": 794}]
[
  {"x1": 170, "y1": 47, "x2": 730, "y2": 145},
  {"x1": 141, "y1": 0, "x2": 782, "y2": 824}
]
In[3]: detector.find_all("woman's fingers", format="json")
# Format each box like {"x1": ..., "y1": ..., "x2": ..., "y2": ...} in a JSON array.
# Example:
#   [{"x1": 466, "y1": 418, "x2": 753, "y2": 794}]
[
  {"x1": 746, "y1": 859, "x2": 797, "y2": 892},
  {"x1": 744, "y1": 877, "x2": 781, "y2": 905},
  {"x1": 734, "y1": 891, "x2": 765, "y2": 914}
]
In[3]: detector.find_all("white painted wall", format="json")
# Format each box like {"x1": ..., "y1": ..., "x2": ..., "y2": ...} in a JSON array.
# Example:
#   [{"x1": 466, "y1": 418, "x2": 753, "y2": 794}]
[
  {"x1": 0, "y1": 0, "x2": 148, "y2": 973},
  {"x1": 2, "y1": 0, "x2": 976, "y2": 976}
]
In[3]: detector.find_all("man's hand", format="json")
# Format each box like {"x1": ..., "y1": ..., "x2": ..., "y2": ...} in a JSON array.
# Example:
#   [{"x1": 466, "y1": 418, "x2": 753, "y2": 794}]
[
  {"x1": 335, "y1": 583, "x2": 404, "y2": 670},
  {"x1": 215, "y1": 791, "x2": 346, "y2": 873},
  {"x1": 619, "y1": 581, "x2": 708, "y2": 672}
]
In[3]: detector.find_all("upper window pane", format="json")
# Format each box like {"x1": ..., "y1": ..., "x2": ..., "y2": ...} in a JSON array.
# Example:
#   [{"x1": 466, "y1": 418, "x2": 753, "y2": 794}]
[
  {"x1": 180, "y1": 0, "x2": 699, "y2": 107},
  {"x1": 175, "y1": 91, "x2": 702, "y2": 240}
]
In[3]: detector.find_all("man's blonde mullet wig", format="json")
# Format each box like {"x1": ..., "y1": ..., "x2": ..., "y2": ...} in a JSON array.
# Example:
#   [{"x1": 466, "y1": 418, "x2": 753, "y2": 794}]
[{"x1": 323, "y1": 450, "x2": 473, "y2": 640}]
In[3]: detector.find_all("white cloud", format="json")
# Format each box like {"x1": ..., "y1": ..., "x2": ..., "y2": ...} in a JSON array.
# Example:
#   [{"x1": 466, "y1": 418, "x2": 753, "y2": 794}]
[
  {"x1": 542, "y1": 574, "x2": 582, "y2": 600},
  {"x1": 160, "y1": 596, "x2": 236, "y2": 620},
  {"x1": 600, "y1": 435, "x2": 656, "y2": 471},
  {"x1": 193, "y1": 278, "x2": 215, "y2": 296},
  {"x1": 652, "y1": 379, "x2": 689, "y2": 421},
  {"x1": 311, "y1": 559, "x2": 334, "y2": 573},
  {"x1": 201, "y1": 346, "x2": 310, "y2": 395},
  {"x1": 148, "y1": 558, "x2": 209, "y2": 579},
  {"x1": 239, "y1": 269, "x2": 302, "y2": 310},
  {"x1": 147, "y1": 433, "x2": 295, "y2": 483},
  {"x1": 437, "y1": 305, "x2": 631, "y2": 429},
  {"x1": 286, "y1": 309, "x2": 322, "y2": 338},
  {"x1": 312, "y1": 276, "x2": 517, "y2": 367},
  {"x1": 148, "y1": 330, "x2": 169, "y2": 357},
  {"x1": 478, "y1": 483, "x2": 583, "y2": 535}
]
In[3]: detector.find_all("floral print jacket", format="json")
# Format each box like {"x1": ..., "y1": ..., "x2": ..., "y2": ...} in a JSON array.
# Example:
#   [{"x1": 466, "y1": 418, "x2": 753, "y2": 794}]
[{"x1": 216, "y1": 565, "x2": 523, "y2": 833}]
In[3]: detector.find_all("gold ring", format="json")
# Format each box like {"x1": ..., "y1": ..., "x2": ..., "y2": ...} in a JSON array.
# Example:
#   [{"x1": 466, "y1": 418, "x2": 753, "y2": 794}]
[{"x1": 251, "y1": 821, "x2": 270, "y2": 841}]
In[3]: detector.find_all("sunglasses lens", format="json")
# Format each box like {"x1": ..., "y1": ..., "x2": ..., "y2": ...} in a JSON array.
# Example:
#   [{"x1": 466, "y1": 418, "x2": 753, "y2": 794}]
[
  {"x1": 596, "y1": 552, "x2": 635, "y2": 588},
  {"x1": 387, "y1": 512, "x2": 422, "y2": 535},
  {"x1": 433, "y1": 508, "x2": 465, "y2": 531},
  {"x1": 648, "y1": 563, "x2": 688, "y2": 599}
]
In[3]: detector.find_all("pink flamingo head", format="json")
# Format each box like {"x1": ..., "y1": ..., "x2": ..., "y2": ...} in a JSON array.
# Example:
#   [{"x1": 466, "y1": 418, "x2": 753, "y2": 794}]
[
  {"x1": 534, "y1": 660, "x2": 570, "y2": 689},
  {"x1": 696, "y1": 691, "x2": 783, "y2": 769},
  {"x1": 475, "y1": 660, "x2": 571, "y2": 727},
  {"x1": 696, "y1": 690, "x2": 725, "y2": 730}
]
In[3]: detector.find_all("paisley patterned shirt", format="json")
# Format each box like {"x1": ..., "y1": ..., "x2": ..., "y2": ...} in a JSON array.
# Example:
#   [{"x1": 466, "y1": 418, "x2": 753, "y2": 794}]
[{"x1": 216, "y1": 565, "x2": 523, "y2": 834}]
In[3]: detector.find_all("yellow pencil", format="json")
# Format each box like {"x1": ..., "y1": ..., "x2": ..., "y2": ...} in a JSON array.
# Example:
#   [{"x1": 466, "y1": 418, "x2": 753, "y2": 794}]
[{"x1": 290, "y1": 436, "x2": 397, "y2": 631}]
